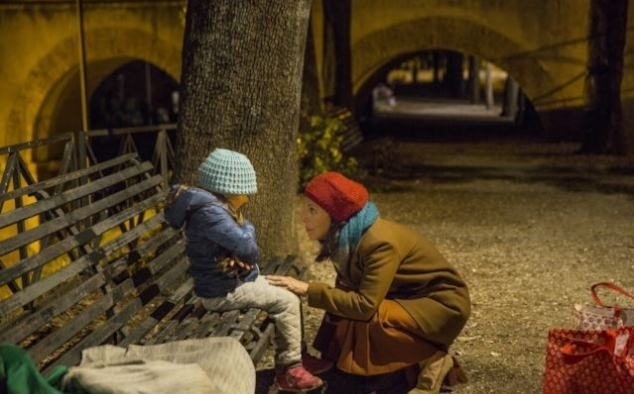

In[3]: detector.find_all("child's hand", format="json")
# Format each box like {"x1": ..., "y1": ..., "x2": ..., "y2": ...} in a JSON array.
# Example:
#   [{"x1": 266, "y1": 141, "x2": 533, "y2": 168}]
[
  {"x1": 229, "y1": 258, "x2": 252, "y2": 270},
  {"x1": 218, "y1": 257, "x2": 253, "y2": 276}
]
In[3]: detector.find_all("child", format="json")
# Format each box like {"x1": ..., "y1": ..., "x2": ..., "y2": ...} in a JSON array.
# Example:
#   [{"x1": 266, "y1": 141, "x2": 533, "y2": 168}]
[{"x1": 164, "y1": 148, "x2": 330, "y2": 392}]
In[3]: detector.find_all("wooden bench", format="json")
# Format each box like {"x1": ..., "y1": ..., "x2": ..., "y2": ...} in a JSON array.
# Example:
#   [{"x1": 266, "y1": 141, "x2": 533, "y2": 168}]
[{"x1": 0, "y1": 153, "x2": 303, "y2": 375}]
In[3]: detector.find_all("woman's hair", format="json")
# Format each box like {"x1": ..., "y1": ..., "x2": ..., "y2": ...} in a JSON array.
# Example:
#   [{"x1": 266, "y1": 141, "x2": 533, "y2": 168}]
[{"x1": 315, "y1": 221, "x2": 343, "y2": 262}]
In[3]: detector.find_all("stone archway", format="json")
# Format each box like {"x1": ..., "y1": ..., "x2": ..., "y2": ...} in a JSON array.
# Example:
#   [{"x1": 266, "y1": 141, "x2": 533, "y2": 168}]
[
  {"x1": 5, "y1": 26, "x2": 182, "y2": 156},
  {"x1": 350, "y1": 17, "x2": 580, "y2": 133},
  {"x1": 352, "y1": 17, "x2": 557, "y2": 99}
]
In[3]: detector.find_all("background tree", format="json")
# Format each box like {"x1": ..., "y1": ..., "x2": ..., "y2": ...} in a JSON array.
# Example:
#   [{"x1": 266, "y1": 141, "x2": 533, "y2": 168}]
[
  {"x1": 322, "y1": 0, "x2": 352, "y2": 109},
  {"x1": 300, "y1": 18, "x2": 322, "y2": 134},
  {"x1": 174, "y1": 0, "x2": 313, "y2": 259},
  {"x1": 581, "y1": 0, "x2": 629, "y2": 154}
]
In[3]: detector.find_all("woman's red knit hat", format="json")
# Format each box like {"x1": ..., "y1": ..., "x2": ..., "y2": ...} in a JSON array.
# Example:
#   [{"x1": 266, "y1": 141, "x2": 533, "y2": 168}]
[{"x1": 304, "y1": 172, "x2": 369, "y2": 223}]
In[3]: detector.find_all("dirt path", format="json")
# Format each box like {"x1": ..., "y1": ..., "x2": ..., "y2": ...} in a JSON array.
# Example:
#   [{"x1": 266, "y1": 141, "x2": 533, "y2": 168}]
[{"x1": 257, "y1": 138, "x2": 634, "y2": 394}]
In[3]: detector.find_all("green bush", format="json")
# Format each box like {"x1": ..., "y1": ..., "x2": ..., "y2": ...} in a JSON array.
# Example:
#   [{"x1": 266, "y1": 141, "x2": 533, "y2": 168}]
[{"x1": 297, "y1": 115, "x2": 363, "y2": 189}]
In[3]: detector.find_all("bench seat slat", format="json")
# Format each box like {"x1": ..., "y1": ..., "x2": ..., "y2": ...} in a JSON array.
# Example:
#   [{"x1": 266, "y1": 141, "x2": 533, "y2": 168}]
[
  {"x1": 44, "y1": 297, "x2": 145, "y2": 374},
  {"x1": 0, "y1": 273, "x2": 106, "y2": 344},
  {"x1": 120, "y1": 278, "x2": 197, "y2": 347},
  {"x1": 0, "y1": 253, "x2": 94, "y2": 316},
  {"x1": 29, "y1": 278, "x2": 137, "y2": 364},
  {"x1": 41, "y1": 254, "x2": 191, "y2": 373}
]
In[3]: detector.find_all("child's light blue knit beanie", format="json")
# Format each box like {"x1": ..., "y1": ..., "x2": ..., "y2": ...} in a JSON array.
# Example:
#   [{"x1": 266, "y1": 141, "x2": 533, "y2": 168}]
[{"x1": 198, "y1": 148, "x2": 257, "y2": 195}]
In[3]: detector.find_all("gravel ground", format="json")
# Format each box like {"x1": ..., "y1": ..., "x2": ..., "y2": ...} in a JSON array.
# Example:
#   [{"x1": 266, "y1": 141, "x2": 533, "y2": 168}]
[{"x1": 256, "y1": 134, "x2": 634, "y2": 394}]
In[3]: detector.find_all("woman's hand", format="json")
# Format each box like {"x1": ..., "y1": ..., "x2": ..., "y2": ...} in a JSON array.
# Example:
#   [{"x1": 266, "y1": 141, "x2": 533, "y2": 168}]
[{"x1": 266, "y1": 275, "x2": 309, "y2": 297}]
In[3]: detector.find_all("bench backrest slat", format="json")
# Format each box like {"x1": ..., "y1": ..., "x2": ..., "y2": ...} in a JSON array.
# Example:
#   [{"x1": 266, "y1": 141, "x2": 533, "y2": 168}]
[
  {"x1": 0, "y1": 190, "x2": 163, "y2": 287},
  {"x1": 0, "y1": 171, "x2": 162, "y2": 256},
  {"x1": 0, "y1": 153, "x2": 139, "y2": 203},
  {"x1": 0, "y1": 161, "x2": 154, "y2": 230}
]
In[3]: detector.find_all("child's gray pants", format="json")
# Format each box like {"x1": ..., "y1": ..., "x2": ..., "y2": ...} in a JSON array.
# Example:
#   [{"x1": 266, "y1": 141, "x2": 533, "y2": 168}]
[{"x1": 201, "y1": 275, "x2": 302, "y2": 368}]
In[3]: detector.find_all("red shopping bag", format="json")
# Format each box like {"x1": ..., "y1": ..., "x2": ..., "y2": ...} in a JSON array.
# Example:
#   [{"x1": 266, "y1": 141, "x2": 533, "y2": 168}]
[
  {"x1": 542, "y1": 327, "x2": 634, "y2": 394},
  {"x1": 573, "y1": 282, "x2": 634, "y2": 330}
]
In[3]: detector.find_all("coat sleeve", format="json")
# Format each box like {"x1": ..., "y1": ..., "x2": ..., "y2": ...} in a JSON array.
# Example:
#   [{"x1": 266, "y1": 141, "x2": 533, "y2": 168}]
[
  {"x1": 306, "y1": 240, "x2": 400, "y2": 321},
  {"x1": 163, "y1": 184, "x2": 190, "y2": 229},
  {"x1": 198, "y1": 204, "x2": 259, "y2": 265}
]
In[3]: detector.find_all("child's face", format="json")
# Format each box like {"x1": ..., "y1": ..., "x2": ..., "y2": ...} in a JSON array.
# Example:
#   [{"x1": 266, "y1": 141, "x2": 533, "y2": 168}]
[
  {"x1": 302, "y1": 197, "x2": 331, "y2": 241},
  {"x1": 226, "y1": 195, "x2": 249, "y2": 211}
]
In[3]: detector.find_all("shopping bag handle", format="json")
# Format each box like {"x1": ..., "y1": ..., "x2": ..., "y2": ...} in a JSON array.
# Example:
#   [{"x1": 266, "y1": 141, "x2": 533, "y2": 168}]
[
  {"x1": 591, "y1": 282, "x2": 634, "y2": 307},
  {"x1": 560, "y1": 332, "x2": 634, "y2": 378}
]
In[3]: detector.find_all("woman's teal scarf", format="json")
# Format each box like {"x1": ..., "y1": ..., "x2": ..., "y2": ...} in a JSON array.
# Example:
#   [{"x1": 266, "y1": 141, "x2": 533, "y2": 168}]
[{"x1": 331, "y1": 202, "x2": 379, "y2": 283}]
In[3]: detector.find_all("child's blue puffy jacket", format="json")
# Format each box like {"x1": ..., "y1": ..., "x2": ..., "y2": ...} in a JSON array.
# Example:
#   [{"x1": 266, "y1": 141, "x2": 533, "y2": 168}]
[{"x1": 163, "y1": 185, "x2": 259, "y2": 297}]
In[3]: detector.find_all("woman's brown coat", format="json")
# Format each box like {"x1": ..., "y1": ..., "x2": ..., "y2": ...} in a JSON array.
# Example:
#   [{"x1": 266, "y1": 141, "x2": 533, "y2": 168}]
[{"x1": 306, "y1": 218, "x2": 471, "y2": 346}]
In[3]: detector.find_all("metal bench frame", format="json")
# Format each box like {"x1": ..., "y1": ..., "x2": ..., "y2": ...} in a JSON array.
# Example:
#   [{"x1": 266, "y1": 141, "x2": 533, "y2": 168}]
[{"x1": 0, "y1": 154, "x2": 300, "y2": 374}]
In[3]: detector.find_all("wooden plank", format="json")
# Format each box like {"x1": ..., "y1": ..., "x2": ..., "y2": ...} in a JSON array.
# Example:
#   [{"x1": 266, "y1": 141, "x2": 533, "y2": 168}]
[
  {"x1": 0, "y1": 132, "x2": 74, "y2": 155},
  {"x1": 0, "y1": 161, "x2": 154, "y2": 230},
  {"x1": 0, "y1": 154, "x2": 138, "y2": 203},
  {"x1": 43, "y1": 296, "x2": 145, "y2": 373},
  {"x1": 0, "y1": 211, "x2": 177, "y2": 316},
  {"x1": 0, "y1": 176, "x2": 163, "y2": 286},
  {"x1": 209, "y1": 309, "x2": 241, "y2": 337},
  {"x1": 0, "y1": 256, "x2": 126, "y2": 344},
  {"x1": 0, "y1": 190, "x2": 163, "y2": 288},
  {"x1": 0, "y1": 274, "x2": 104, "y2": 343},
  {"x1": 250, "y1": 323, "x2": 275, "y2": 362},
  {"x1": 93, "y1": 212, "x2": 167, "y2": 259},
  {"x1": 122, "y1": 278, "x2": 196, "y2": 346},
  {"x1": 0, "y1": 154, "x2": 17, "y2": 211},
  {"x1": 170, "y1": 305, "x2": 210, "y2": 341},
  {"x1": 28, "y1": 278, "x2": 136, "y2": 365},
  {"x1": 42, "y1": 254, "x2": 189, "y2": 373},
  {"x1": 0, "y1": 249, "x2": 95, "y2": 317},
  {"x1": 228, "y1": 308, "x2": 264, "y2": 346},
  {"x1": 189, "y1": 308, "x2": 222, "y2": 339}
]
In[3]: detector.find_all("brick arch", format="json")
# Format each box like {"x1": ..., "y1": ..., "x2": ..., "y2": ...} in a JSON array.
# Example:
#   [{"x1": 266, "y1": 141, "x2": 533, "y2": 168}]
[
  {"x1": 5, "y1": 26, "x2": 182, "y2": 150},
  {"x1": 352, "y1": 17, "x2": 558, "y2": 105}
]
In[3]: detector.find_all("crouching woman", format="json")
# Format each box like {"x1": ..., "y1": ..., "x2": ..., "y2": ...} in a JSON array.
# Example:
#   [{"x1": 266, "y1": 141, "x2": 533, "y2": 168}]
[{"x1": 267, "y1": 172, "x2": 471, "y2": 394}]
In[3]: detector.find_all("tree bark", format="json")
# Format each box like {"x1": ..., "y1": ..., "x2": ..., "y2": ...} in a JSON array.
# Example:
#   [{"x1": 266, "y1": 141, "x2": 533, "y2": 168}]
[
  {"x1": 175, "y1": 0, "x2": 313, "y2": 259},
  {"x1": 445, "y1": 52, "x2": 465, "y2": 99},
  {"x1": 322, "y1": 0, "x2": 352, "y2": 109},
  {"x1": 581, "y1": 0, "x2": 629, "y2": 155},
  {"x1": 300, "y1": 17, "x2": 322, "y2": 135},
  {"x1": 468, "y1": 56, "x2": 480, "y2": 104}
]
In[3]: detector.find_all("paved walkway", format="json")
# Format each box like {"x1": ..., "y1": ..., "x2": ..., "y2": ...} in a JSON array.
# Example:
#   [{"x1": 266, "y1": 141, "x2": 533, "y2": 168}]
[{"x1": 373, "y1": 96, "x2": 512, "y2": 123}]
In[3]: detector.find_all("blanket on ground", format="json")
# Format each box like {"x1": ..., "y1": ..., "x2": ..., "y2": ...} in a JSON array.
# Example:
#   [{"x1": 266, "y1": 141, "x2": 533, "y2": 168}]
[{"x1": 61, "y1": 337, "x2": 255, "y2": 394}]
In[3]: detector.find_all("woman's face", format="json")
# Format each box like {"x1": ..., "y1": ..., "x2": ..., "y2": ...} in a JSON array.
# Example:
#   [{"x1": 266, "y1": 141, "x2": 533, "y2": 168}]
[{"x1": 302, "y1": 197, "x2": 332, "y2": 241}]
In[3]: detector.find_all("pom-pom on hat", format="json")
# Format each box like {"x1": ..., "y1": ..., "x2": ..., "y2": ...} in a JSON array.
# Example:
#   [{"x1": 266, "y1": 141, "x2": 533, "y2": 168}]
[
  {"x1": 198, "y1": 148, "x2": 257, "y2": 195},
  {"x1": 304, "y1": 172, "x2": 369, "y2": 223}
]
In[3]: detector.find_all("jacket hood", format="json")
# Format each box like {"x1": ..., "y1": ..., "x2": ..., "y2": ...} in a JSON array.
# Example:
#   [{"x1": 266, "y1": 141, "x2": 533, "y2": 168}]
[{"x1": 164, "y1": 185, "x2": 224, "y2": 229}]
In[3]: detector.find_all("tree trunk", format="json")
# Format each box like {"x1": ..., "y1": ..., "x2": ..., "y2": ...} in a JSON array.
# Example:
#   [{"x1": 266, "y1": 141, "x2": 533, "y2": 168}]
[
  {"x1": 445, "y1": 52, "x2": 465, "y2": 99},
  {"x1": 502, "y1": 77, "x2": 519, "y2": 119},
  {"x1": 175, "y1": 0, "x2": 313, "y2": 259},
  {"x1": 300, "y1": 17, "x2": 322, "y2": 135},
  {"x1": 468, "y1": 56, "x2": 480, "y2": 104},
  {"x1": 322, "y1": 0, "x2": 352, "y2": 109},
  {"x1": 581, "y1": 0, "x2": 629, "y2": 154},
  {"x1": 484, "y1": 62, "x2": 494, "y2": 109}
]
